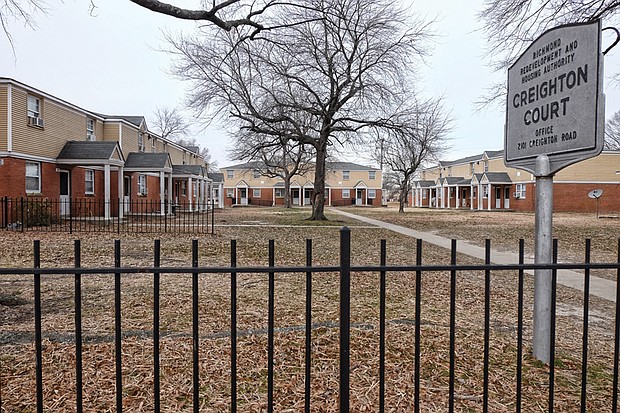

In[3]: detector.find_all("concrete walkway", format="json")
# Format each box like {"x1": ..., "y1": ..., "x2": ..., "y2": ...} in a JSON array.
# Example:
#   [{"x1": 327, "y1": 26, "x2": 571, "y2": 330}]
[{"x1": 333, "y1": 209, "x2": 617, "y2": 302}]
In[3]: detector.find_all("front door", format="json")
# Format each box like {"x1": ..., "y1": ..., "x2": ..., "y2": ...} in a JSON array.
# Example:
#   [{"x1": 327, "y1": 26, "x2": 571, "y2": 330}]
[
  {"x1": 356, "y1": 189, "x2": 364, "y2": 206},
  {"x1": 239, "y1": 188, "x2": 248, "y2": 205},
  {"x1": 59, "y1": 171, "x2": 70, "y2": 216},
  {"x1": 304, "y1": 188, "x2": 312, "y2": 205},
  {"x1": 123, "y1": 176, "x2": 131, "y2": 213},
  {"x1": 291, "y1": 188, "x2": 300, "y2": 206},
  {"x1": 495, "y1": 187, "x2": 501, "y2": 209},
  {"x1": 504, "y1": 187, "x2": 510, "y2": 209}
]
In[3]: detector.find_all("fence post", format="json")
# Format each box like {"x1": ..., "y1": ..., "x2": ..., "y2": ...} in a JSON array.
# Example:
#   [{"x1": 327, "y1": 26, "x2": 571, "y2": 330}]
[
  {"x1": 20, "y1": 197, "x2": 24, "y2": 232},
  {"x1": 339, "y1": 227, "x2": 351, "y2": 412},
  {"x1": 3, "y1": 196, "x2": 7, "y2": 228}
]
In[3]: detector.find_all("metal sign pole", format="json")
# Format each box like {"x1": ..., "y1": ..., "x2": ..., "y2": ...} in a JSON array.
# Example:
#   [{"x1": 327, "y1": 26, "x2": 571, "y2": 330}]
[{"x1": 533, "y1": 155, "x2": 554, "y2": 363}]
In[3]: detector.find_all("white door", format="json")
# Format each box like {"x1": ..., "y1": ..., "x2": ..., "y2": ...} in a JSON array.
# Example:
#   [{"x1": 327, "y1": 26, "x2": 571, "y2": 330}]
[
  {"x1": 304, "y1": 189, "x2": 312, "y2": 206},
  {"x1": 356, "y1": 189, "x2": 363, "y2": 205},
  {"x1": 239, "y1": 188, "x2": 248, "y2": 205},
  {"x1": 504, "y1": 187, "x2": 510, "y2": 209},
  {"x1": 59, "y1": 171, "x2": 70, "y2": 216},
  {"x1": 495, "y1": 187, "x2": 501, "y2": 209},
  {"x1": 123, "y1": 176, "x2": 131, "y2": 213},
  {"x1": 292, "y1": 188, "x2": 300, "y2": 205}
]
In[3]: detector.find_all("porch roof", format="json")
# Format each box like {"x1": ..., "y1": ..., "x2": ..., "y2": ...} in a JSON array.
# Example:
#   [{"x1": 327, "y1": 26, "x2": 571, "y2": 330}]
[
  {"x1": 481, "y1": 172, "x2": 513, "y2": 184},
  {"x1": 172, "y1": 165, "x2": 206, "y2": 179},
  {"x1": 414, "y1": 180, "x2": 435, "y2": 188},
  {"x1": 208, "y1": 172, "x2": 224, "y2": 183},
  {"x1": 353, "y1": 180, "x2": 367, "y2": 188},
  {"x1": 442, "y1": 176, "x2": 465, "y2": 185},
  {"x1": 124, "y1": 152, "x2": 172, "y2": 172},
  {"x1": 57, "y1": 141, "x2": 124, "y2": 166}
]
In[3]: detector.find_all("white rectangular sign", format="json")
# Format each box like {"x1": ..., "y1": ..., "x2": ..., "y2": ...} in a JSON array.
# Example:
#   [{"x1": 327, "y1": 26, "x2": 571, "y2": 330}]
[{"x1": 505, "y1": 20, "x2": 604, "y2": 175}]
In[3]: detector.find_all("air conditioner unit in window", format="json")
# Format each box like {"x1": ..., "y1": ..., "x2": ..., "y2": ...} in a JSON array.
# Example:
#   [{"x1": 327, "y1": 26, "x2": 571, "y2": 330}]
[
  {"x1": 28, "y1": 116, "x2": 44, "y2": 128},
  {"x1": 87, "y1": 134, "x2": 96, "y2": 141},
  {"x1": 513, "y1": 193, "x2": 521, "y2": 199}
]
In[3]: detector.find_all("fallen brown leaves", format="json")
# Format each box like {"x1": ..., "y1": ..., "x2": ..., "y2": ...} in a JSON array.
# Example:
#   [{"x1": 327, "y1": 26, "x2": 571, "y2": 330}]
[{"x1": 0, "y1": 206, "x2": 618, "y2": 411}]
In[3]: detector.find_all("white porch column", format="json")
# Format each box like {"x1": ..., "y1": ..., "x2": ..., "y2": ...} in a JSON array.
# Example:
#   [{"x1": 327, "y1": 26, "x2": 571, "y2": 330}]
[
  {"x1": 159, "y1": 171, "x2": 165, "y2": 216},
  {"x1": 168, "y1": 173, "x2": 173, "y2": 214},
  {"x1": 187, "y1": 177, "x2": 193, "y2": 212},
  {"x1": 487, "y1": 183, "x2": 492, "y2": 211},
  {"x1": 456, "y1": 186, "x2": 460, "y2": 208},
  {"x1": 219, "y1": 184, "x2": 224, "y2": 208},
  {"x1": 478, "y1": 183, "x2": 483, "y2": 210},
  {"x1": 441, "y1": 186, "x2": 446, "y2": 208},
  {"x1": 117, "y1": 166, "x2": 124, "y2": 220},
  {"x1": 104, "y1": 164, "x2": 111, "y2": 220},
  {"x1": 470, "y1": 185, "x2": 474, "y2": 210},
  {"x1": 447, "y1": 186, "x2": 451, "y2": 209},
  {"x1": 272, "y1": 188, "x2": 276, "y2": 206}
]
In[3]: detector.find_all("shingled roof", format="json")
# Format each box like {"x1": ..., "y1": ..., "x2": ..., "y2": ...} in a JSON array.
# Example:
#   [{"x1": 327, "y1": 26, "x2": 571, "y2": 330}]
[
  {"x1": 57, "y1": 141, "x2": 123, "y2": 163},
  {"x1": 124, "y1": 153, "x2": 172, "y2": 171},
  {"x1": 173, "y1": 165, "x2": 205, "y2": 177}
]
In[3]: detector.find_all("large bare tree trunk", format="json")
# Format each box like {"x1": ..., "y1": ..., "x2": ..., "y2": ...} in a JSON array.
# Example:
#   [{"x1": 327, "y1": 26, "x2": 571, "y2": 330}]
[
  {"x1": 310, "y1": 143, "x2": 328, "y2": 220},
  {"x1": 284, "y1": 175, "x2": 292, "y2": 208},
  {"x1": 398, "y1": 181, "x2": 408, "y2": 213}
]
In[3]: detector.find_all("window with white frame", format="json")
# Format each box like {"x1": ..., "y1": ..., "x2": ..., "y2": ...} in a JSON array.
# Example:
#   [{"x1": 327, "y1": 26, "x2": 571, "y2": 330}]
[
  {"x1": 368, "y1": 189, "x2": 376, "y2": 198},
  {"x1": 342, "y1": 189, "x2": 350, "y2": 198},
  {"x1": 138, "y1": 174, "x2": 147, "y2": 195},
  {"x1": 448, "y1": 166, "x2": 453, "y2": 177},
  {"x1": 470, "y1": 162, "x2": 475, "y2": 174},
  {"x1": 85, "y1": 170, "x2": 95, "y2": 194},
  {"x1": 193, "y1": 182, "x2": 198, "y2": 197},
  {"x1": 275, "y1": 188, "x2": 285, "y2": 198},
  {"x1": 253, "y1": 189, "x2": 261, "y2": 198},
  {"x1": 27, "y1": 95, "x2": 41, "y2": 118},
  {"x1": 138, "y1": 132, "x2": 145, "y2": 152},
  {"x1": 151, "y1": 137, "x2": 156, "y2": 152},
  {"x1": 483, "y1": 186, "x2": 489, "y2": 199},
  {"x1": 343, "y1": 171, "x2": 350, "y2": 180},
  {"x1": 86, "y1": 119, "x2": 96, "y2": 141},
  {"x1": 226, "y1": 188, "x2": 234, "y2": 198},
  {"x1": 484, "y1": 160, "x2": 489, "y2": 172},
  {"x1": 227, "y1": 170, "x2": 234, "y2": 179},
  {"x1": 515, "y1": 184, "x2": 526, "y2": 199},
  {"x1": 25, "y1": 162, "x2": 41, "y2": 193},
  {"x1": 181, "y1": 181, "x2": 186, "y2": 196},
  {"x1": 368, "y1": 171, "x2": 376, "y2": 180},
  {"x1": 422, "y1": 189, "x2": 427, "y2": 199}
]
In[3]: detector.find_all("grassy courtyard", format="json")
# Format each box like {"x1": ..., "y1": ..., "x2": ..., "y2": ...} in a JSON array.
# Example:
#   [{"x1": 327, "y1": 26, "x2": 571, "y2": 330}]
[{"x1": 0, "y1": 206, "x2": 619, "y2": 411}]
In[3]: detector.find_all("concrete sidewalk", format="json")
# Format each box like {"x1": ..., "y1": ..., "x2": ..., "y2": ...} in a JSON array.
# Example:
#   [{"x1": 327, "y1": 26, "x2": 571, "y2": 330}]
[{"x1": 333, "y1": 209, "x2": 617, "y2": 302}]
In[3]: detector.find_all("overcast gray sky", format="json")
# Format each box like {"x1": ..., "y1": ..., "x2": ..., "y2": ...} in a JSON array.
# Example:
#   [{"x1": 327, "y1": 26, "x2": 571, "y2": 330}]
[{"x1": 2, "y1": 0, "x2": 619, "y2": 168}]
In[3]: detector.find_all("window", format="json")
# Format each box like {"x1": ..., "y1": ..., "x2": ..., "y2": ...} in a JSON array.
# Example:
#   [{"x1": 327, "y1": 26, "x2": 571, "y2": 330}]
[
  {"x1": 138, "y1": 174, "x2": 147, "y2": 195},
  {"x1": 343, "y1": 171, "x2": 350, "y2": 180},
  {"x1": 138, "y1": 132, "x2": 145, "y2": 152},
  {"x1": 163, "y1": 142, "x2": 167, "y2": 153},
  {"x1": 227, "y1": 170, "x2": 234, "y2": 179},
  {"x1": 253, "y1": 189, "x2": 261, "y2": 198},
  {"x1": 25, "y1": 162, "x2": 41, "y2": 193},
  {"x1": 275, "y1": 188, "x2": 285, "y2": 198},
  {"x1": 473, "y1": 187, "x2": 477, "y2": 197},
  {"x1": 470, "y1": 162, "x2": 475, "y2": 174},
  {"x1": 85, "y1": 169, "x2": 95, "y2": 194},
  {"x1": 368, "y1": 189, "x2": 376, "y2": 198},
  {"x1": 483, "y1": 186, "x2": 489, "y2": 199},
  {"x1": 515, "y1": 184, "x2": 526, "y2": 199},
  {"x1": 422, "y1": 189, "x2": 427, "y2": 199},
  {"x1": 151, "y1": 137, "x2": 156, "y2": 152},
  {"x1": 27, "y1": 95, "x2": 41, "y2": 118},
  {"x1": 193, "y1": 182, "x2": 198, "y2": 197},
  {"x1": 484, "y1": 160, "x2": 489, "y2": 172},
  {"x1": 226, "y1": 188, "x2": 234, "y2": 198},
  {"x1": 181, "y1": 181, "x2": 186, "y2": 196},
  {"x1": 368, "y1": 171, "x2": 376, "y2": 180},
  {"x1": 342, "y1": 189, "x2": 350, "y2": 198},
  {"x1": 253, "y1": 170, "x2": 261, "y2": 178},
  {"x1": 86, "y1": 119, "x2": 95, "y2": 141},
  {"x1": 448, "y1": 166, "x2": 453, "y2": 177}
]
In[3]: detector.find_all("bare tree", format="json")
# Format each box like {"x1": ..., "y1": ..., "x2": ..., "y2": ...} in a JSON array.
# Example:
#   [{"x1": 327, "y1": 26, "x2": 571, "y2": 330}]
[
  {"x1": 605, "y1": 110, "x2": 620, "y2": 150},
  {"x1": 151, "y1": 106, "x2": 190, "y2": 141},
  {"x1": 229, "y1": 131, "x2": 314, "y2": 207},
  {"x1": 1, "y1": 0, "x2": 47, "y2": 49},
  {"x1": 477, "y1": 0, "x2": 620, "y2": 108},
  {"x1": 168, "y1": 0, "x2": 432, "y2": 219},
  {"x1": 377, "y1": 98, "x2": 451, "y2": 212}
]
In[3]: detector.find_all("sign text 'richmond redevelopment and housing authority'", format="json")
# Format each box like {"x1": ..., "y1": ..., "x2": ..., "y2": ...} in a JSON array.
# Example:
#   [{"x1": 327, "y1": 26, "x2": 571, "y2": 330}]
[{"x1": 505, "y1": 20, "x2": 604, "y2": 174}]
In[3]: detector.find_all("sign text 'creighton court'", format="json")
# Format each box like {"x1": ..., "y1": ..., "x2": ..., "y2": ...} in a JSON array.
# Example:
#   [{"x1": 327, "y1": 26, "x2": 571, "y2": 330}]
[{"x1": 505, "y1": 20, "x2": 604, "y2": 174}]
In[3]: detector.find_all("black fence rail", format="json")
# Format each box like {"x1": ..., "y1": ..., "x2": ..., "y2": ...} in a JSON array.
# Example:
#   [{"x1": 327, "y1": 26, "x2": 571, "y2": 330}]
[
  {"x1": 0, "y1": 228, "x2": 619, "y2": 412},
  {"x1": 0, "y1": 197, "x2": 216, "y2": 234}
]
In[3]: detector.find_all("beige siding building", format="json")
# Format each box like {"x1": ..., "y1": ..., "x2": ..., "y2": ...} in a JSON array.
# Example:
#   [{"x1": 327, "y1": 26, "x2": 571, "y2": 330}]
[
  {"x1": 411, "y1": 150, "x2": 620, "y2": 213},
  {"x1": 0, "y1": 77, "x2": 219, "y2": 222}
]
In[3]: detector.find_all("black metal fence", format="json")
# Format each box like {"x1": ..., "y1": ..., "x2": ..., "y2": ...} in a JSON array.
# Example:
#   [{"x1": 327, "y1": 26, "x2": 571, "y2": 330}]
[
  {"x1": 1, "y1": 228, "x2": 619, "y2": 412},
  {"x1": 0, "y1": 197, "x2": 216, "y2": 234}
]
